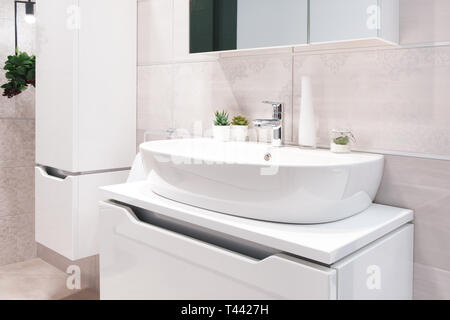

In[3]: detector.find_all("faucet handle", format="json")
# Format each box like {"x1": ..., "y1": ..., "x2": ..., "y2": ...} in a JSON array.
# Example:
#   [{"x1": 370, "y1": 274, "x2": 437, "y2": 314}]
[
  {"x1": 262, "y1": 101, "x2": 283, "y2": 120},
  {"x1": 262, "y1": 101, "x2": 283, "y2": 107}
]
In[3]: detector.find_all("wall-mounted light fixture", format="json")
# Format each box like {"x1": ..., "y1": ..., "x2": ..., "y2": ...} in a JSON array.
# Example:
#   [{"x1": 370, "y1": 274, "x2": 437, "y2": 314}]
[
  {"x1": 24, "y1": 0, "x2": 36, "y2": 24},
  {"x1": 14, "y1": 0, "x2": 36, "y2": 53}
]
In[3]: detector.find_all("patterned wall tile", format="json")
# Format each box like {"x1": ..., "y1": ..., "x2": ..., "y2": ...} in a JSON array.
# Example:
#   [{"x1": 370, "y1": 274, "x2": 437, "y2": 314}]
[
  {"x1": 293, "y1": 46, "x2": 450, "y2": 155},
  {"x1": 219, "y1": 54, "x2": 293, "y2": 142},
  {"x1": 0, "y1": 213, "x2": 36, "y2": 266},
  {"x1": 0, "y1": 120, "x2": 35, "y2": 168},
  {"x1": 0, "y1": 167, "x2": 34, "y2": 218}
]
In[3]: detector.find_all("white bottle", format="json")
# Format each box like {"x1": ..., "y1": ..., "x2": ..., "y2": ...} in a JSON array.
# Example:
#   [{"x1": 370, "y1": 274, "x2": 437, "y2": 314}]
[{"x1": 298, "y1": 76, "x2": 317, "y2": 148}]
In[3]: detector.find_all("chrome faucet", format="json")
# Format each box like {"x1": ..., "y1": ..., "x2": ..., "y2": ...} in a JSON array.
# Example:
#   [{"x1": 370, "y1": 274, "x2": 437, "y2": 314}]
[{"x1": 253, "y1": 101, "x2": 284, "y2": 147}]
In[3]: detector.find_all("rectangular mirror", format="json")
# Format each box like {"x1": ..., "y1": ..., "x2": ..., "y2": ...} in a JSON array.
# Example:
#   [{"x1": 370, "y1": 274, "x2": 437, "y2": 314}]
[{"x1": 190, "y1": 0, "x2": 308, "y2": 53}]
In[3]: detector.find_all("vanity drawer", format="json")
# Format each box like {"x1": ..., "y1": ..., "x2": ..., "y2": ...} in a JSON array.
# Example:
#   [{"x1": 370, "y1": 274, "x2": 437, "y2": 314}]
[
  {"x1": 99, "y1": 201, "x2": 337, "y2": 300},
  {"x1": 35, "y1": 167, "x2": 129, "y2": 260}
]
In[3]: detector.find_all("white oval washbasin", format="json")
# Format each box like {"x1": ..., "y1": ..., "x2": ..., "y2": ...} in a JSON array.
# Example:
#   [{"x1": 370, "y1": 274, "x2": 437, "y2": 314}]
[{"x1": 140, "y1": 138, "x2": 384, "y2": 224}]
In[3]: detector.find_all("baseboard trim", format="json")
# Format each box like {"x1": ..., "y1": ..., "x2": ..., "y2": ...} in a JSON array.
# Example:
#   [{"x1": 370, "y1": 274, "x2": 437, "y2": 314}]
[{"x1": 36, "y1": 243, "x2": 99, "y2": 293}]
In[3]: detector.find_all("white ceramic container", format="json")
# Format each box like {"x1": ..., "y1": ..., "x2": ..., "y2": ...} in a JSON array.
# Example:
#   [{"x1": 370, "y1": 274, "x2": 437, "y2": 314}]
[
  {"x1": 212, "y1": 125, "x2": 231, "y2": 141},
  {"x1": 231, "y1": 125, "x2": 248, "y2": 142}
]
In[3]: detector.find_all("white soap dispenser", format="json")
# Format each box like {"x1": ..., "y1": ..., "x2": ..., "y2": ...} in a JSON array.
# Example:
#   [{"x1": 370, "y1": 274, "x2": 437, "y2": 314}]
[{"x1": 298, "y1": 76, "x2": 317, "y2": 148}]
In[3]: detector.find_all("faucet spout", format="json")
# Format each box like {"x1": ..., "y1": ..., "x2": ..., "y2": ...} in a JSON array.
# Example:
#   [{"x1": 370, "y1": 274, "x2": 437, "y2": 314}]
[{"x1": 253, "y1": 101, "x2": 284, "y2": 146}]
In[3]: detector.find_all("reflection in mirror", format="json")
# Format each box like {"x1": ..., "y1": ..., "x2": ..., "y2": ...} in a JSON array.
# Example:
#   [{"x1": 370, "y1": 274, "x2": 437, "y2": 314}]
[{"x1": 190, "y1": 0, "x2": 308, "y2": 53}]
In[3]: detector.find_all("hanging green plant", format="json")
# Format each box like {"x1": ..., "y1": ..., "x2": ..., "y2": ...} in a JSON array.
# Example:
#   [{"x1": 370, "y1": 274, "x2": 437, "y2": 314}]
[{"x1": 1, "y1": 51, "x2": 35, "y2": 98}]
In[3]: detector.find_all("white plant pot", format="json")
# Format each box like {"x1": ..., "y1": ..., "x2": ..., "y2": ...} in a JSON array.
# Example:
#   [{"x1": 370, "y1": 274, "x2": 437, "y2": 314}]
[
  {"x1": 231, "y1": 125, "x2": 248, "y2": 142},
  {"x1": 213, "y1": 125, "x2": 231, "y2": 141},
  {"x1": 331, "y1": 143, "x2": 351, "y2": 153}
]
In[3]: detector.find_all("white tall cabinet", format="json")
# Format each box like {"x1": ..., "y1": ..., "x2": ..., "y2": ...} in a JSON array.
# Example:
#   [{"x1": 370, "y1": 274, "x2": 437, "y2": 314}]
[{"x1": 35, "y1": 0, "x2": 137, "y2": 260}]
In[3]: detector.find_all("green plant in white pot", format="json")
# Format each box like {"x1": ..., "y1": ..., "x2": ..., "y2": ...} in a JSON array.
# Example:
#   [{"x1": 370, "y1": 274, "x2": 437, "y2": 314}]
[
  {"x1": 231, "y1": 115, "x2": 249, "y2": 142},
  {"x1": 213, "y1": 110, "x2": 231, "y2": 141}
]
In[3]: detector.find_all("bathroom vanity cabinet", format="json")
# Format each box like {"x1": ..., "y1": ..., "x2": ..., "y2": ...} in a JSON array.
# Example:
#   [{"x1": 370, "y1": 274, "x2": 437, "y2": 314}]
[{"x1": 99, "y1": 182, "x2": 413, "y2": 300}]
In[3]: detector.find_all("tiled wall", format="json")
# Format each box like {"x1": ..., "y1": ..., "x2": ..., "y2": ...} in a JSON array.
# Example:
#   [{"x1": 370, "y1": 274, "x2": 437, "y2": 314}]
[
  {"x1": 137, "y1": 0, "x2": 450, "y2": 299},
  {"x1": 0, "y1": 0, "x2": 36, "y2": 266}
]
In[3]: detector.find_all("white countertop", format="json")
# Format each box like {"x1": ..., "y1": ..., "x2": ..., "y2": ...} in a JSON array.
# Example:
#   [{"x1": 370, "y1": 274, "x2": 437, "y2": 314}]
[{"x1": 100, "y1": 181, "x2": 414, "y2": 265}]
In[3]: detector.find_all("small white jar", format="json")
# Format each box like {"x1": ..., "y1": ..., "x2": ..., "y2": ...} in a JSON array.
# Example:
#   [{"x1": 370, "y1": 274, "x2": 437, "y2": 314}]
[
  {"x1": 231, "y1": 125, "x2": 248, "y2": 142},
  {"x1": 212, "y1": 125, "x2": 231, "y2": 142}
]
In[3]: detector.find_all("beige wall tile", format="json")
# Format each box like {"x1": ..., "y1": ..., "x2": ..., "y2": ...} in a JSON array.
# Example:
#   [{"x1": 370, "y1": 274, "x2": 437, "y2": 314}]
[
  {"x1": 138, "y1": 0, "x2": 174, "y2": 65},
  {"x1": 137, "y1": 65, "x2": 174, "y2": 133},
  {"x1": 219, "y1": 54, "x2": 293, "y2": 142},
  {"x1": 414, "y1": 263, "x2": 450, "y2": 299},
  {"x1": 173, "y1": 61, "x2": 239, "y2": 136},
  {"x1": 400, "y1": 0, "x2": 450, "y2": 45},
  {"x1": 376, "y1": 155, "x2": 450, "y2": 271}
]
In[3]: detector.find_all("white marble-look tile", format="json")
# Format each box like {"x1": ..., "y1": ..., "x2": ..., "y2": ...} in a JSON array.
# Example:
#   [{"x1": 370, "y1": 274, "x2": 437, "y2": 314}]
[{"x1": 138, "y1": 0, "x2": 174, "y2": 65}]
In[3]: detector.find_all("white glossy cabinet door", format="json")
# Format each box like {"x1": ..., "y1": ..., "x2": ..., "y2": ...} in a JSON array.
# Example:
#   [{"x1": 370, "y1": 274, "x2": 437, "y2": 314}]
[
  {"x1": 310, "y1": 0, "x2": 399, "y2": 44},
  {"x1": 36, "y1": 0, "x2": 77, "y2": 171},
  {"x1": 36, "y1": 0, "x2": 136, "y2": 173},
  {"x1": 35, "y1": 167, "x2": 129, "y2": 260},
  {"x1": 333, "y1": 225, "x2": 413, "y2": 300},
  {"x1": 99, "y1": 202, "x2": 337, "y2": 300}
]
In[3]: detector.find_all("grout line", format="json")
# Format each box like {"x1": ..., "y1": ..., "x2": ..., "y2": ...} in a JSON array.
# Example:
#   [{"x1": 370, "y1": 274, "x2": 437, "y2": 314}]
[
  {"x1": 0, "y1": 212, "x2": 34, "y2": 219},
  {"x1": 0, "y1": 165, "x2": 35, "y2": 169},
  {"x1": 0, "y1": 117, "x2": 35, "y2": 120},
  {"x1": 290, "y1": 53, "x2": 294, "y2": 142}
]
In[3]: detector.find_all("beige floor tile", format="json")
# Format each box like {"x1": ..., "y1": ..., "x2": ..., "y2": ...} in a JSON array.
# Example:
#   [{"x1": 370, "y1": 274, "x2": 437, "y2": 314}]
[{"x1": 0, "y1": 258, "x2": 78, "y2": 300}]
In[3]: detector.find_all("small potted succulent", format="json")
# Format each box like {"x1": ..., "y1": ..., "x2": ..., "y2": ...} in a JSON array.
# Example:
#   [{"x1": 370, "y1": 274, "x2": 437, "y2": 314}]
[
  {"x1": 330, "y1": 129, "x2": 355, "y2": 153},
  {"x1": 231, "y1": 115, "x2": 249, "y2": 141},
  {"x1": 213, "y1": 110, "x2": 231, "y2": 141}
]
